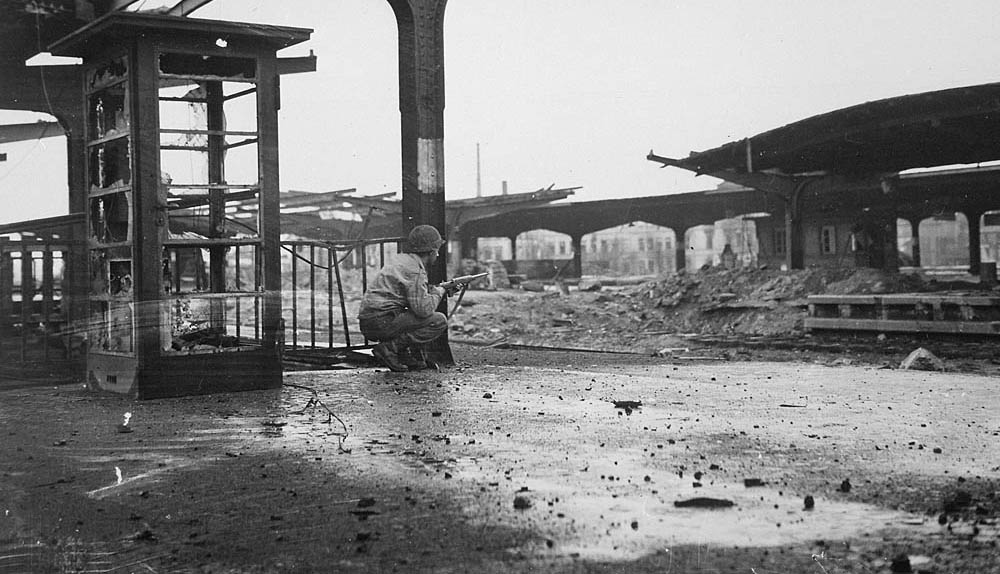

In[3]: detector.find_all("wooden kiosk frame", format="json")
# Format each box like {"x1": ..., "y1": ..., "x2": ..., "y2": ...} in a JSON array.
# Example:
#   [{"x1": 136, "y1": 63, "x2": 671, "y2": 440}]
[{"x1": 50, "y1": 12, "x2": 311, "y2": 398}]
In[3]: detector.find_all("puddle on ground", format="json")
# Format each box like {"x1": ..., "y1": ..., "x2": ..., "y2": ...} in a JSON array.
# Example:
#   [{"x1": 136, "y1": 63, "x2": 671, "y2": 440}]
[{"x1": 450, "y1": 457, "x2": 939, "y2": 561}]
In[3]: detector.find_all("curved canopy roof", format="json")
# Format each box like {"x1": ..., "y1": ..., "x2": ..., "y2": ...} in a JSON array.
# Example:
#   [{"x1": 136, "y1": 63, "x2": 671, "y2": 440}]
[{"x1": 669, "y1": 82, "x2": 1000, "y2": 177}]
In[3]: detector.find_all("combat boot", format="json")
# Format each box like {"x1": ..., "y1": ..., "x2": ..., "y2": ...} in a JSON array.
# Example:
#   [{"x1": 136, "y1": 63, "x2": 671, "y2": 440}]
[
  {"x1": 372, "y1": 340, "x2": 408, "y2": 372},
  {"x1": 399, "y1": 344, "x2": 428, "y2": 371}
]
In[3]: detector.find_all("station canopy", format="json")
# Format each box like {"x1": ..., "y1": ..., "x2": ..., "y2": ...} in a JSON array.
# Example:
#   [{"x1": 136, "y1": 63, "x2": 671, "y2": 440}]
[{"x1": 670, "y1": 82, "x2": 1000, "y2": 177}]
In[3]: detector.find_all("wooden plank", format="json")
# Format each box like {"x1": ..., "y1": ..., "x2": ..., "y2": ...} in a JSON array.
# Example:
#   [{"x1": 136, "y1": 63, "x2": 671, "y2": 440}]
[
  {"x1": 804, "y1": 317, "x2": 1000, "y2": 335},
  {"x1": 806, "y1": 295, "x2": 880, "y2": 305},
  {"x1": 807, "y1": 294, "x2": 1000, "y2": 306}
]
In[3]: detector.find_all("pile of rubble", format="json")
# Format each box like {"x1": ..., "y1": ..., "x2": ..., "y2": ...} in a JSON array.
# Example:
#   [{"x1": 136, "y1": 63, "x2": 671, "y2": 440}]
[{"x1": 452, "y1": 266, "x2": 993, "y2": 352}]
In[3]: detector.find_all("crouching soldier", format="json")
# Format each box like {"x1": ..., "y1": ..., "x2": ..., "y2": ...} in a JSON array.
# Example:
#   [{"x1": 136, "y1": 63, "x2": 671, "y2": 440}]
[{"x1": 358, "y1": 225, "x2": 451, "y2": 371}]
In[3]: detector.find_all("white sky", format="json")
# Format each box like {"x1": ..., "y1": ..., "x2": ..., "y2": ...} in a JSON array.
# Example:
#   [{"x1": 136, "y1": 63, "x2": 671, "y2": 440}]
[{"x1": 5, "y1": 0, "x2": 1000, "y2": 209}]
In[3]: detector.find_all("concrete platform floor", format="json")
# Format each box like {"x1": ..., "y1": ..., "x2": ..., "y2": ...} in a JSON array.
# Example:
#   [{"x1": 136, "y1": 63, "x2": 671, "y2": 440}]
[{"x1": 1, "y1": 347, "x2": 997, "y2": 573}]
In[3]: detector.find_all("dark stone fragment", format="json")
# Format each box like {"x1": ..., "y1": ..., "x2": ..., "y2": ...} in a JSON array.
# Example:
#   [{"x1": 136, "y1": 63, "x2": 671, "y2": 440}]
[
  {"x1": 890, "y1": 553, "x2": 913, "y2": 573},
  {"x1": 673, "y1": 497, "x2": 734, "y2": 509}
]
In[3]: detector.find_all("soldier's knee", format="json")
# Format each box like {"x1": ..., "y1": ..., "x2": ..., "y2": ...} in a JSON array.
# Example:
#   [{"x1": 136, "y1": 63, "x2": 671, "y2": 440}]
[{"x1": 430, "y1": 312, "x2": 448, "y2": 331}]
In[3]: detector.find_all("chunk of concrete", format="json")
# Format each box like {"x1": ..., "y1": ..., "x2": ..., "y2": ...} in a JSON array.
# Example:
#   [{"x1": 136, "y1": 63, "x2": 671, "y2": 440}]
[{"x1": 900, "y1": 347, "x2": 945, "y2": 371}]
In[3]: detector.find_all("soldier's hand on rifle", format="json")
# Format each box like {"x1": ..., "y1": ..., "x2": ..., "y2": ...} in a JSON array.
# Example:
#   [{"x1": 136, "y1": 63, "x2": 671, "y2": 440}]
[
  {"x1": 439, "y1": 280, "x2": 460, "y2": 297},
  {"x1": 438, "y1": 272, "x2": 487, "y2": 297}
]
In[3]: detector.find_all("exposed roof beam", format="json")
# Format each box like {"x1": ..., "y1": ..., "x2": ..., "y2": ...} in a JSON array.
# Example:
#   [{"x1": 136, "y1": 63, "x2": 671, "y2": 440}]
[
  {"x1": 278, "y1": 52, "x2": 317, "y2": 75},
  {"x1": 167, "y1": 0, "x2": 216, "y2": 17},
  {"x1": 0, "y1": 121, "x2": 64, "y2": 144},
  {"x1": 105, "y1": 0, "x2": 144, "y2": 12},
  {"x1": 647, "y1": 150, "x2": 798, "y2": 197},
  {"x1": 279, "y1": 188, "x2": 360, "y2": 208}
]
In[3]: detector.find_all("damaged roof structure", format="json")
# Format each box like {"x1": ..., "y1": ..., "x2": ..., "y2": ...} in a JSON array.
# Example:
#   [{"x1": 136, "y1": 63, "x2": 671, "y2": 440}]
[
  {"x1": 647, "y1": 82, "x2": 1000, "y2": 272},
  {"x1": 658, "y1": 81, "x2": 1000, "y2": 176}
]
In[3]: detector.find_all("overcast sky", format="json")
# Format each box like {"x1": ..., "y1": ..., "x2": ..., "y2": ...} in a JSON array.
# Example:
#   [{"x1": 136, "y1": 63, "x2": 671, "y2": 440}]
[{"x1": 6, "y1": 0, "x2": 1000, "y2": 206}]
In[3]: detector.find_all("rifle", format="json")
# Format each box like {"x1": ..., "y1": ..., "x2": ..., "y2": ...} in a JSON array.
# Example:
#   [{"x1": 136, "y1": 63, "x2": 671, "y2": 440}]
[
  {"x1": 439, "y1": 272, "x2": 488, "y2": 293},
  {"x1": 439, "y1": 272, "x2": 488, "y2": 319}
]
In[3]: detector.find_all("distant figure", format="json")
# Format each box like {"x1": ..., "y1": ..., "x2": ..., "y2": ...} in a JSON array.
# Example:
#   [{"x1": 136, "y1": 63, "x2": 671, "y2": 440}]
[{"x1": 357, "y1": 225, "x2": 453, "y2": 372}]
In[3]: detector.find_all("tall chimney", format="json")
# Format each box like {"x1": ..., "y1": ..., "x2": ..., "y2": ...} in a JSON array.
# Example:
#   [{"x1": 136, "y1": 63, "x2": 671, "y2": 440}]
[{"x1": 476, "y1": 143, "x2": 482, "y2": 198}]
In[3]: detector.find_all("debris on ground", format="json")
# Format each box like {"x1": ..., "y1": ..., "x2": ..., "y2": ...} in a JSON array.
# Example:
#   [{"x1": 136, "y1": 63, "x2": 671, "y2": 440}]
[
  {"x1": 450, "y1": 266, "x2": 1000, "y2": 373},
  {"x1": 890, "y1": 553, "x2": 914, "y2": 573},
  {"x1": 513, "y1": 495, "x2": 532, "y2": 510},
  {"x1": 673, "y1": 497, "x2": 735, "y2": 509},
  {"x1": 612, "y1": 400, "x2": 641, "y2": 415},
  {"x1": 900, "y1": 347, "x2": 946, "y2": 371}
]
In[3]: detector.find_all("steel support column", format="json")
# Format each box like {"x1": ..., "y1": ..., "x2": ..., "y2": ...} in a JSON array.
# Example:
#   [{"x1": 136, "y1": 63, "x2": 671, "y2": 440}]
[
  {"x1": 965, "y1": 209, "x2": 983, "y2": 276},
  {"x1": 673, "y1": 228, "x2": 686, "y2": 272},
  {"x1": 388, "y1": 0, "x2": 452, "y2": 364},
  {"x1": 906, "y1": 217, "x2": 922, "y2": 268},
  {"x1": 570, "y1": 234, "x2": 583, "y2": 277},
  {"x1": 784, "y1": 180, "x2": 809, "y2": 271}
]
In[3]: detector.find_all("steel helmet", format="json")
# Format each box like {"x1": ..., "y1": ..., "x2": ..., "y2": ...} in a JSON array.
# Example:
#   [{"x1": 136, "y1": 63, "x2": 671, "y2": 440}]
[{"x1": 405, "y1": 225, "x2": 445, "y2": 253}]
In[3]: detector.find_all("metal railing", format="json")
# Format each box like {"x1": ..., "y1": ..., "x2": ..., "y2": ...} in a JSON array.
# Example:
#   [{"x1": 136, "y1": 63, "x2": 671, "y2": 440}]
[
  {"x1": 0, "y1": 220, "x2": 402, "y2": 372},
  {"x1": 281, "y1": 236, "x2": 402, "y2": 353},
  {"x1": 0, "y1": 236, "x2": 81, "y2": 368}
]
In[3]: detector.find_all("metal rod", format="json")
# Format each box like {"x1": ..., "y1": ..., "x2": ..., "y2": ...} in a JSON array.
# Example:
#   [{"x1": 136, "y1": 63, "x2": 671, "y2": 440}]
[
  {"x1": 19, "y1": 248, "x2": 30, "y2": 363},
  {"x1": 359, "y1": 241, "x2": 368, "y2": 346},
  {"x1": 333, "y1": 243, "x2": 350, "y2": 347},
  {"x1": 360, "y1": 241, "x2": 368, "y2": 295},
  {"x1": 254, "y1": 246, "x2": 260, "y2": 341},
  {"x1": 326, "y1": 245, "x2": 334, "y2": 349},
  {"x1": 42, "y1": 247, "x2": 53, "y2": 361},
  {"x1": 234, "y1": 245, "x2": 241, "y2": 341},
  {"x1": 310, "y1": 244, "x2": 316, "y2": 348},
  {"x1": 291, "y1": 244, "x2": 298, "y2": 349}
]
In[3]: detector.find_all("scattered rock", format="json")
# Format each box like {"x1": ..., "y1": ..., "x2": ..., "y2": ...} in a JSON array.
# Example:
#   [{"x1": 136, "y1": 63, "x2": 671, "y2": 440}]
[
  {"x1": 890, "y1": 553, "x2": 913, "y2": 573},
  {"x1": 520, "y1": 281, "x2": 545, "y2": 293},
  {"x1": 900, "y1": 347, "x2": 945, "y2": 371},
  {"x1": 513, "y1": 495, "x2": 532, "y2": 510},
  {"x1": 673, "y1": 497, "x2": 734, "y2": 509},
  {"x1": 129, "y1": 528, "x2": 156, "y2": 542},
  {"x1": 612, "y1": 400, "x2": 641, "y2": 415},
  {"x1": 942, "y1": 490, "x2": 972, "y2": 512}
]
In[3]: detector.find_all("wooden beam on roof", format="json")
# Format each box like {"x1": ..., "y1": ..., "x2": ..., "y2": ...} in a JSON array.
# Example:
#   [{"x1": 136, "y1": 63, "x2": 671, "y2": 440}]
[
  {"x1": 166, "y1": 0, "x2": 216, "y2": 17},
  {"x1": 278, "y1": 52, "x2": 317, "y2": 75},
  {"x1": 104, "y1": 0, "x2": 143, "y2": 12},
  {"x1": 0, "y1": 121, "x2": 64, "y2": 144}
]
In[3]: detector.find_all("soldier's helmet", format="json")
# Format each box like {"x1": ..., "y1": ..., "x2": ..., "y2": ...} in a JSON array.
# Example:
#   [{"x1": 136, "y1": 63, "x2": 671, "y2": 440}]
[{"x1": 404, "y1": 225, "x2": 445, "y2": 253}]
